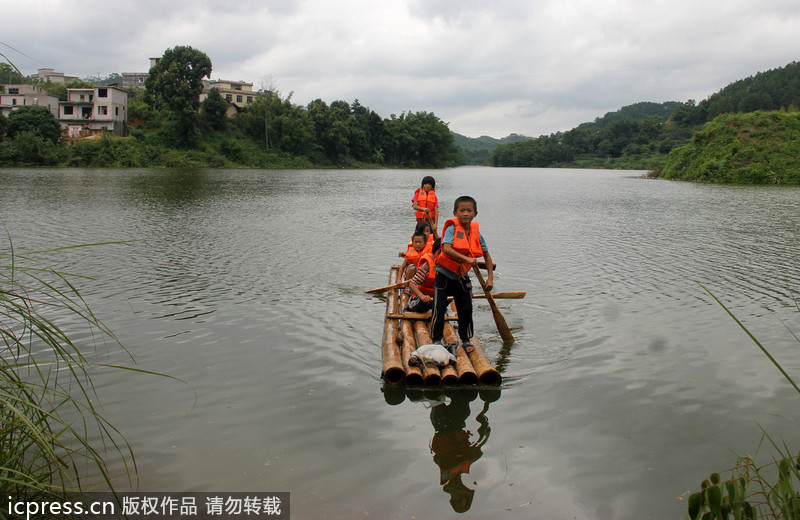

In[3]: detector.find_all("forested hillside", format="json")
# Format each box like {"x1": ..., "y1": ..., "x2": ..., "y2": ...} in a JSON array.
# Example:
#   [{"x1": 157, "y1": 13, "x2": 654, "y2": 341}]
[
  {"x1": 659, "y1": 111, "x2": 800, "y2": 184},
  {"x1": 487, "y1": 61, "x2": 800, "y2": 171}
]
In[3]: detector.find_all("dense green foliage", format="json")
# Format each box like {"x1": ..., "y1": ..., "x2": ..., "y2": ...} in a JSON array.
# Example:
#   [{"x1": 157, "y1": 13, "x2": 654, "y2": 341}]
[
  {"x1": 0, "y1": 107, "x2": 62, "y2": 166},
  {"x1": 487, "y1": 102, "x2": 689, "y2": 169},
  {"x1": 659, "y1": 111, "x2": 800, "y2": 184},
  {"x1": 0, "y1": 85, "x2": 454, "y2": 169},
  {"x1": 201, "y1": 88, "x2": 229, "y2": 132},
  {"x1": 1, "y1": 43, "x2": 455, "y2": 169},
  {"x1": 145, "y1": 46, "x2": 213, "y2": 147},
  {"x1": 6, "y1": 105, "x2": 61, "y2": 144},
  {"x1": 681, "y1": 61, "x2": 800, "y2": 124}
]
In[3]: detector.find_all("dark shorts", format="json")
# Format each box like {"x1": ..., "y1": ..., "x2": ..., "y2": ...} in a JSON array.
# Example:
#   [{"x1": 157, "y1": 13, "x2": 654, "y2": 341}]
[{"x1": 405, "y1": 295, "x2": 432, "y2": 313}]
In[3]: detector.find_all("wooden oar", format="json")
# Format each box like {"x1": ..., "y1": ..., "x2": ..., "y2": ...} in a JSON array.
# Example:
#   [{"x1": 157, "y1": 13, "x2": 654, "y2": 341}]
[
  {"x1": 365, "y1": 279, "x2": 412, "y2": 294},
  {"x1": 472, "y1": 264, "x2": 514, "y2": 343},
  {"x1": 472, "y1": 291, "x2": 526, "y2": 300}
]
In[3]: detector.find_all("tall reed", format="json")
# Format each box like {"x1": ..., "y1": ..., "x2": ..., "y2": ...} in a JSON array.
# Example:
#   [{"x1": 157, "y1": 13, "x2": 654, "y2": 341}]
[
  {"x1": 685, "y1": 284, "x2": 800, "y2": 519},
  {"x1": 0, "y1": 238, "x2": 136, "y2": 504}
]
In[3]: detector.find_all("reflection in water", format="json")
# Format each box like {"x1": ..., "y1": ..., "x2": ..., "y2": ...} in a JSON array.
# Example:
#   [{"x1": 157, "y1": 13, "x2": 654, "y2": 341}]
[{"x1": 383, "y1": 387, "x2": 501, "y2": 513}]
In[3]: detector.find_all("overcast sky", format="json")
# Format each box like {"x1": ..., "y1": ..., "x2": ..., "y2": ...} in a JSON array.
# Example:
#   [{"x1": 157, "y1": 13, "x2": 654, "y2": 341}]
[{"x1": 4, "y1": 0, "x2": 799, "y2": 138}]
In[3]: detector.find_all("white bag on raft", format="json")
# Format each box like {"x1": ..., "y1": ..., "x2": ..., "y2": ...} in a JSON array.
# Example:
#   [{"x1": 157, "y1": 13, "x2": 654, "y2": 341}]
[{"x1": 409, "y1": 343, "x2": 456, "y2": 367}]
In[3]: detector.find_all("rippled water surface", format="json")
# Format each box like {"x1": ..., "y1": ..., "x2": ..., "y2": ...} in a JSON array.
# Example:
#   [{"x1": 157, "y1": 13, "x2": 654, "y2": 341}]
[{"x1": 2, "y1": 167, "x2": 800, "y2": 519}]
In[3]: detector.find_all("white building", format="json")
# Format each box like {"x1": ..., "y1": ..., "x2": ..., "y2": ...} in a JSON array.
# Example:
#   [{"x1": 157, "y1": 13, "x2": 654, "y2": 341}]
[
  {"x1": 59, "y1": 86, "x2": 128, "y2": 137},
  {"x1": 121, "y1": 72, "x2": 148, "y2": 89},
  {"x1": 0, "y1": 84, "x2": 60, "y2": 118},
  {"x1": 201, "y1": 79, "x2": 256, "y2": 110},
  {"x1": 35, "y1": 68, "x2": 80, "y2": 84}
]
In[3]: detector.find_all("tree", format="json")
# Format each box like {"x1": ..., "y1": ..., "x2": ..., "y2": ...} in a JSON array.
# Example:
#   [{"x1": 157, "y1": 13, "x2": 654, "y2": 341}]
[
  {"x1": 201, "y1": 88, "x2": 228, "y2": 131},
  {"x1": 0, "y1": 63, "x2": 24, "y2": 83},
  {"x1": 145, "y1": 45, "x2": 212, "y2": 147},
  {"x1": 7, "y1": 106, "x2": 61, "y2": 144},
  {"x1": 257, "y1": 75, "x2": 280, "y2": 149}
]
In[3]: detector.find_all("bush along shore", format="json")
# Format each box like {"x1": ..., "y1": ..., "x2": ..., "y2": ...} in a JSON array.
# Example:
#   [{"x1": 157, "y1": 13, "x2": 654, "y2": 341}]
[{"x1": 653, "y1": 111, "x2": 800, "y2": 184}]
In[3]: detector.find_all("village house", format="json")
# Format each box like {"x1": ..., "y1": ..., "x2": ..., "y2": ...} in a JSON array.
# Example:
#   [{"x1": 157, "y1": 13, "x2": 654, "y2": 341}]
[
  {"x1": 35, "y1": 68, "x2": 80, "y2": 84},
  {"x1": 121, "y1": 72, "x2": 148, "y2": 89},
  {"x1": 201, "y1": 79, "x2": 256, "y2": 111},
  {"x1": 0, "y1": 84, "x2": 60, "y2": 118},
  {"x1": 59, "y1": 86, "x2": 128, "y2": 137}
]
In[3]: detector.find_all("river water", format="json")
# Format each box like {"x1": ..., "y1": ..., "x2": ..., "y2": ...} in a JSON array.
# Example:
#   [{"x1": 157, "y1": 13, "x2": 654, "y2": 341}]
[{"x1": 2, "y1": 166, "x2": 800, "y2": 519}]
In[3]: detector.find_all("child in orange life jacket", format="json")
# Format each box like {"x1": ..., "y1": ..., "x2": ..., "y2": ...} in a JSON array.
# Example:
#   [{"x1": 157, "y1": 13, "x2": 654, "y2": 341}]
[
  {"x1": 429, "y1": 196, "x2": 494, "y2": 355},
  {"x1": 412, "y1": 175, "x2": 439, "y2": 233},
  {"x1": 398, "y1": 222, "x2": 434, "y2": 280},
  {"x1": 404, "y1": 237, "x2": 441, "y2": 313}
]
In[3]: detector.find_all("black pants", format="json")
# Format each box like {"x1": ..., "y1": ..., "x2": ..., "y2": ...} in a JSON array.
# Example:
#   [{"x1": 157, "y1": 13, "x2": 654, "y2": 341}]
[{"x1": 430, "y1": 271, "x2": 473, "y2": 343}]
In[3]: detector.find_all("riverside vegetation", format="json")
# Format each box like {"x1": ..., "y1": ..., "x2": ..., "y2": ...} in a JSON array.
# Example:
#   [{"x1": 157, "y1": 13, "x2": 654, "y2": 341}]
[
  {"x1": 0, "y1": 46, "x2": 457, "y2": 170},
  {"x1": 0, "y1": 240, "x2": 174, "y2": 513},
  {"x1": 2, "y1": 50, "x2": 800, "y2": 175}
]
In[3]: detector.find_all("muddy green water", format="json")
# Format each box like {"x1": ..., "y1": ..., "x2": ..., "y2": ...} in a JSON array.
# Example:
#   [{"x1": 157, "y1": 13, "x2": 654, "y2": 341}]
[{"x1": 2, "y1": 166, "x2": 800, "y2": 519}]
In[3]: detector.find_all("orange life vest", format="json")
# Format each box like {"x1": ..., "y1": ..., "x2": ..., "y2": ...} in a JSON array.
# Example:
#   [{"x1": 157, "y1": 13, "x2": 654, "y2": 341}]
[
  {"x1": 405, "y1": 233, "x2": 433, "y2": 260},
  {"x1": 416, "y1": 252, "x2": 437, "y2": 296},
  {"x1": 405, "y1": 243, "x2": 423, "y2": 266},
  {"x1": 437, "y1": 219, "x2": 482, "y2": 275},
  {"x1": 414, "y1": 188, "x2": 438, "y2": 220}
]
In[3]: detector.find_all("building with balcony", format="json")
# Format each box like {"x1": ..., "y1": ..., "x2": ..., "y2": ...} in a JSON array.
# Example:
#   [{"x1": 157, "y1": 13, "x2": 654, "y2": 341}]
[
  {"x1": 201, "y1": 79, "x2": 256, "y2": 110},
  {"x1": 59, "y1": 86, "x2": 128, "y2": 137}
]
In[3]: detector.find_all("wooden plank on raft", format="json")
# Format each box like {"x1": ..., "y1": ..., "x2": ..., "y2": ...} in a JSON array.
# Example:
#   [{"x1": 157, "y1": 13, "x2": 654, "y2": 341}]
[
  {"x1": 411, "y1": 320, "x2": 459, "y2": 386},
  {"x1": 381, "y1": 268, "x2": 404, "y2": 384},
  {"x1": 411, "y1": 320, "x2": 443, "y2": 386},
  {"x1": 447, "y1": 299, "x2": 502, "y2": 386},
  {"x1": 467, "y1": 336, "x2": 502, "y2": 386},
  {"x1": 386, "y1": 312, "x2": 458, "y2": 321},
  {"x1": 443, "y1": 323, "x2": 479, "y2": 385},
  {"x1": 399, "y1": 320, "x2": 424, "y2": 386}
]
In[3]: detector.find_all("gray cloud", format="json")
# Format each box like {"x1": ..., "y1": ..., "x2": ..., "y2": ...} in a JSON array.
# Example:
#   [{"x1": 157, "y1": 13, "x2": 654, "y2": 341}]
[{"x1": 3, "y1": 0, "x2": 799, "y2": 137}]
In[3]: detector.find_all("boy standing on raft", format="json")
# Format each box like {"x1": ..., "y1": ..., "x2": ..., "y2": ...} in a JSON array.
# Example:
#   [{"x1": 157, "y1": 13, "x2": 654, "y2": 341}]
[
  {"x1": 412, "y1": 176, "x2": 439, "y2": 233},
  {"x1": 430, "y1": 196, "x2": 493, "y2": 355}
]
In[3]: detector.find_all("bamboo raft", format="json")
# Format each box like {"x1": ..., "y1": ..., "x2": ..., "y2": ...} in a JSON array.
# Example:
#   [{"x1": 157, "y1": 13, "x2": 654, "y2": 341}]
[{"x1": 380, "y1": 265, "x2": 503, "y2": 387}]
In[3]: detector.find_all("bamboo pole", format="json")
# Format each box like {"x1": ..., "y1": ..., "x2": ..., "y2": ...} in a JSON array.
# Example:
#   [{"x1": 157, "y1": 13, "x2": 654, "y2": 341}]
[
  {"x1": 411, "y1": 320, "x2": 442, "y2": 386},
  {"x1": 386, "y1": 312, "x2": 457, "y2": 320},
  {"x1": 381, "y1": 269, "x2": 405, "y2": 384},
  {"x1": 467, "y1": 336, "x2": 502, "y2": 386},
  {"x1": 446, "y1": 300, "x2": 501, "y2": 386},
  {"x1": 399, "y1": 319, "x2": 424, "y2": 386},
  {"x1": 444, "y1": 323, "x2": 478, "y2": 385}
]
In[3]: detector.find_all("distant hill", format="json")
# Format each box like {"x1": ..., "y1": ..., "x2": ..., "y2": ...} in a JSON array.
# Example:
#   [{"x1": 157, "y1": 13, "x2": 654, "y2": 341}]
[
  {"x1": 451, "y1": 132, "x2": 531, "y2": 165},
  {"x1": 577, "y1": 101, "x2": 684, "y2": 131},
  {"x1": 485, "y1": 60, "x2": 800, "y2": 171}
]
